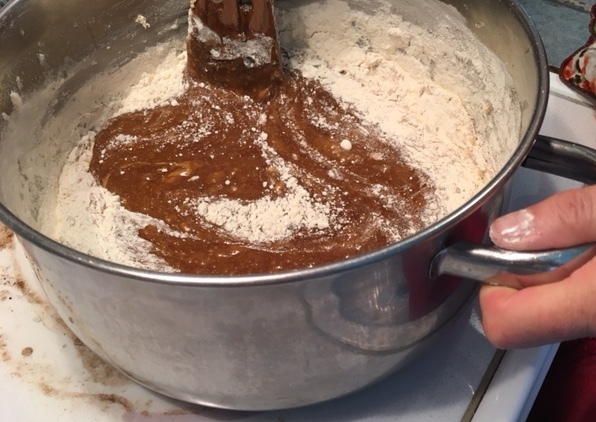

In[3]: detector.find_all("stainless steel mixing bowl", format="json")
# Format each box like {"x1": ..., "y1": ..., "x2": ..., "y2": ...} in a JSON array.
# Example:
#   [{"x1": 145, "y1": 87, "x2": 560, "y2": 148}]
[{"x1": 0, "y1": 0, "x2": 572, "y2": 411}]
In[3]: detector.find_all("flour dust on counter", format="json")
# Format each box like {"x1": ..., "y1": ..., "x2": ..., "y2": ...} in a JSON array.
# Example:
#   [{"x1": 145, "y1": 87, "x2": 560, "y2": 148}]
[{"x1": 0, "y1": 224, "x2": 212, "y2": 419}]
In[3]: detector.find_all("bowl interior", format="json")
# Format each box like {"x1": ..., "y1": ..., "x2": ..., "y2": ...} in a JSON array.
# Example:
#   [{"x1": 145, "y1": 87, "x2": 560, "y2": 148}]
[{"x1": 0, "y1": 0, "x2": 546, "y2": 269}]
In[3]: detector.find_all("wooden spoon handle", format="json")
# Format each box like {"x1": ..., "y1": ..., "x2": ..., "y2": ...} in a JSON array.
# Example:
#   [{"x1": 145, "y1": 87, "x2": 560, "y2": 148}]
[
  {"x1": 248, "y1": 0, "x2": 276, "y2": 38},
  {"x1": 221, "y1": 0, "x2": 241, "y2": 29},
  {"x1": 192, "y1": 0, "x2": 276, "y2": 40},
  {"x1": 187, "y1": 0, "x2": 283, "y2": 100}
]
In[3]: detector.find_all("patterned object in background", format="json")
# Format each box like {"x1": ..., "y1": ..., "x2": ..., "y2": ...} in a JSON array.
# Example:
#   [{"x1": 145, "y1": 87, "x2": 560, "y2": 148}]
[
  {"x1": 0, "y1": 0, "x2": 11, "y2": 8},
  {"x1": 560, "y1": 4, "x2": 596, "y2": 102}
]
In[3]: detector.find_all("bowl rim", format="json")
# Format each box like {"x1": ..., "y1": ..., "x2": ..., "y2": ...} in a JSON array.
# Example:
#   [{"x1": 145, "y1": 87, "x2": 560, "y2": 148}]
[{"x1": 0, "y1": 0, "x2": 550, "y2": 287}]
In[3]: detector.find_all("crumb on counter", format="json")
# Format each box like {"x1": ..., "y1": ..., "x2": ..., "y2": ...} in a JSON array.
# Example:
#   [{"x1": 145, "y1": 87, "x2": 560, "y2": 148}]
[{"x1": 135, "y1": 15, "x2": 150, "y2": 29}]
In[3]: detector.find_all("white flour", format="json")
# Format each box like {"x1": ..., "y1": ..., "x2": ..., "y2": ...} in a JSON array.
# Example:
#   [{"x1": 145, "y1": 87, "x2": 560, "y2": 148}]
[
  {"x1": 185, "y1": 129, "x2": 335, "y2": 244},
  {"x1": 54, "y1": 135, "x2": 178, "y2": 271},
  {"x1": 5, "y1": 0, "x2": 521, "y2": 272},
  {"x1": 277, "y1": 0, "x2": 518, "y2": 213}
]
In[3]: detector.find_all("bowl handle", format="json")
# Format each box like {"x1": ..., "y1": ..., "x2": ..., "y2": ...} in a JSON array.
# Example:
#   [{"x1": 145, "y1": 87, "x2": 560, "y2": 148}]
[
  {"x1": 524, "y1": 135, "x2": 596, "y2": 184},
  {"x1": 429, "y1": 242, "x2": 596, "y2": 288},
  {"x1": 430, "y1": 134, "x2": 596, "y2": 288}
]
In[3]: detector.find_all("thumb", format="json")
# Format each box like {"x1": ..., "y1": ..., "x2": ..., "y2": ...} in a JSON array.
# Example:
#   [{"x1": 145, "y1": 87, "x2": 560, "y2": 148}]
[{"x1": 490, "y1": 185, "x2": 596, "y2": 251}]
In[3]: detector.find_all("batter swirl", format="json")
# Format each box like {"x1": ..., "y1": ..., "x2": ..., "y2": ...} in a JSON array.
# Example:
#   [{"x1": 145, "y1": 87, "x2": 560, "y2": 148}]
[{"x1": 89, "y1": 68, "x2": 434, "y2": 275}]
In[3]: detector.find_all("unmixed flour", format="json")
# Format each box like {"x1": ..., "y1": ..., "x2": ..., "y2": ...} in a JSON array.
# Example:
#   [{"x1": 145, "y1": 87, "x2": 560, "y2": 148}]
[
  {"x1": 7, "y1": 0, "x2": 521, "y2": 271},
  {"x1": 186, "y1": 129, "x2": 334, "y2": 244},
  {"x1": 277, "y1": 0, "x2": 519, "y2": 213}
]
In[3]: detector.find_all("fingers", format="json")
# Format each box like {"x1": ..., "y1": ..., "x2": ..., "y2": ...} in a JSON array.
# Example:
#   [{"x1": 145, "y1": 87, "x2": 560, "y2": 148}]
[
  {"x1": 481, "y1": 182, "x2": 596, "y2": 348},
  {"x1": 481, "y1": 185, "x2": 596, "y2": 347},
  {"x1": 490, "y1": 185, "x2": 596, "y2": 251},
  {"x1": 480, "y1": 256, "x2": 596, "y2": 349}
]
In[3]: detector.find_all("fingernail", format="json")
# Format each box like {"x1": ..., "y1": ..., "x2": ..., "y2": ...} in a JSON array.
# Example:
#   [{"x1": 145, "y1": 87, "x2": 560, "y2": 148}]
[{"x1": 489, "y1": 209, "x2": 536, "y2": 247}]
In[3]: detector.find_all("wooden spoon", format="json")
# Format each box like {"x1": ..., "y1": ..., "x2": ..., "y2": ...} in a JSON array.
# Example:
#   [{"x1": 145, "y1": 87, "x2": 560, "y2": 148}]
[{"x1": 187, "y1": 0, "x2": 283, "y2": 100}]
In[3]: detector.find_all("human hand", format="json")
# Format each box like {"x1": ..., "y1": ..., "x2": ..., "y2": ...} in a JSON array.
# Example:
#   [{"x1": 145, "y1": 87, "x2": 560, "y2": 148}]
[{"x1": 480, "y1": 184, "x2": 596, "y2": 349}]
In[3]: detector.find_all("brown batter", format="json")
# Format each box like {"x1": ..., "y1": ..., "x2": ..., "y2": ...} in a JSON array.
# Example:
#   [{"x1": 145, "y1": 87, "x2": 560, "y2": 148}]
[{"x1": 88, "y1": 6, "x2": 435, "y2": 275}]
